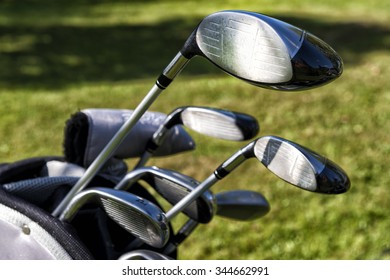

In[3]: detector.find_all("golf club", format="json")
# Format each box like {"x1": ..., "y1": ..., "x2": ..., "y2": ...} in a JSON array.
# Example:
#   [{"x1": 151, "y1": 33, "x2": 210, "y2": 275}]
[
  {"x1": 135, "y1": 106, "x2": 259, "y2": 168},
  {"x1": 118, "y1": 249, "x2": 173, "y2": 260},
  {"x1": 115, "y1": 166, "x2": 215, "y2": 223},
  {"x1": 214, "y1": 190, "x2": 271, "y2": 221},
  {"x1": 59, "y1": 187, "x2": 170, "y2": 248},
  {"x1": 52, "y1": 10, "x2": 343, "y2": 217},
  {"x1": 165, "y1": 135, "x2": 350, "y2": 221},
  {"x1": 163, "y1": 189, "x2": 271, "y2": 254}
]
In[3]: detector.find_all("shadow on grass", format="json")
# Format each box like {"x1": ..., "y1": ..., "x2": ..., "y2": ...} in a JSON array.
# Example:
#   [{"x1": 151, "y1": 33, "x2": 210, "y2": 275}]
[{"x1": 0, "y1": 3, "x2": 389, "y2": 89}]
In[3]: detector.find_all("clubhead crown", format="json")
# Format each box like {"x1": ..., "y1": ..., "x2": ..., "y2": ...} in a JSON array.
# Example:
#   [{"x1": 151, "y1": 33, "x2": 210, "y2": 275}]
[{"x1": 215, "y1": 190, "x2": 270, "y2": 220}]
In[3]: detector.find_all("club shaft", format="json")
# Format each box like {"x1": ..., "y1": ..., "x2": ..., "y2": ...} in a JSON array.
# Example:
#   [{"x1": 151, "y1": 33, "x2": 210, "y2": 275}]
[
  {"x1": 52, "y1": 85, "x2": 163, "y2": 216},
  {"x1": 165, "y1": 143, "x2": 252, "y2": 221},
  {"x1": 133, "y1": 124, "x2": 170, "y2": 167},
  {"x1": 52, "y1": 53, "x2": 189, "y2": 217},
  {"x1": 133, "y1": 150, "x2": 152, "y2": 169},
  {"x1": 163, "y1": 219, "x2": 199, "y2": 255},
  {"x1": 166, "y1": 174, "x2": 219, "y2": 221}
]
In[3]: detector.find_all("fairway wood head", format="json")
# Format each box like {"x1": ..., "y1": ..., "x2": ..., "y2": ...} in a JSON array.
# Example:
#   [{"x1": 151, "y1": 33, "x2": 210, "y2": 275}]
[
  {"x1": 253, "y1": 136, "x2": 350, "y2": 194},
  {"x1": 179, "y1": 106, "x2": 259, "y2": 141},
  {"x1": 182, "y1": 10, "x2": 343, "y2": 90},
  {"x1": 215, "y1": 190, "x2": 270, "y2": 220},
  {"x1": 59, "y1": 187, "x2": 169, "y2": 248},
  {"x1": 145, "y1": 106, "x2": 259, "y2": 160},
  {"x1": 157, "y1": 106, "x2": 259, "y2": 143}
]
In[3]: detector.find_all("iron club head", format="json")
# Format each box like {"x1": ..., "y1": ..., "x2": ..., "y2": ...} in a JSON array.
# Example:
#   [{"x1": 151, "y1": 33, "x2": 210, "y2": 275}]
[
  {"x1": 115, "y1": 166, "x2": 215, "y2": 223},
  {"x1": 118, "y1": 249, "x2": 173, "y2": 260},
  {"x1": 59, "y1": 187, "x2": 170, "y2": 248}
]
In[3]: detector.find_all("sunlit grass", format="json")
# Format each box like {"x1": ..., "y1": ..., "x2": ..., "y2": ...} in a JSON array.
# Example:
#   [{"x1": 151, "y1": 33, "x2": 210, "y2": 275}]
[{"x1": 0, "y1": 0, "x2": 389, "y2": 259}]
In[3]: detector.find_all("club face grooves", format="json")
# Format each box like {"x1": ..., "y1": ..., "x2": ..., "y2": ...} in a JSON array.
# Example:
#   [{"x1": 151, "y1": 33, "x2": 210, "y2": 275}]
[
  {"x1": 254, "y1": 137, "x2": 318, "y2": 191},
  {"x1": 99, "y1": 197, "x2": 167, "y2": 248},
  {"x1": 196, "y1": 11, "x2": 294, "y2": 85},
  {"x1": 62, "y1": 188, "x2": 169, "y2": 248}
]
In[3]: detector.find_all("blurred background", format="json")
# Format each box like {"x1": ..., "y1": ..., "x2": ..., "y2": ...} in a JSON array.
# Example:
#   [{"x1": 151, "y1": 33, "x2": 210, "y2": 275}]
[{"x1": 0, "y1": 0, "x2": 388, "y2": 259}]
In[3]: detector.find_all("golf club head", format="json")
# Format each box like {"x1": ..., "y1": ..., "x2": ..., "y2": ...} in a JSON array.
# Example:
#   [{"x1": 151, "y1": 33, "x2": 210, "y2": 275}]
[
  {"x1": 167, "y1": 135, "x2": 350, "y2": 221},
  {"x1": 137, "y1": 106, "x2": 259, "y2": 168},
  {"x1": 165, "y1": 106, "x2": 259, "y2": 141},
  {"x1": 118, "y1": 249, "x2": 173, "y2": 260},
  {"x1": 182, "y1": 10, "x2": 343, "y2": 90},
  {"x1": 115, "y1": 167, "x2": 215, "y2": 223},
  {"x1": 253, "y1": 136, "x2": 351, "y2": 194},
  {"x1": 59, "y1": 187, "x2": 169, "y2": 248},
  {"x1": 215, "y1": 190, "x2": 270, "y2": 220}
]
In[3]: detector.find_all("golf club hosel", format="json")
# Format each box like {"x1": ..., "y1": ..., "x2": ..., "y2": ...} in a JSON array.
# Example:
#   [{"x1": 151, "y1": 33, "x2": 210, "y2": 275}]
[
  {"x1": 146, "y1": 107, "x2": 185, "y2": 151},
  {"x1": 214, "y1": 141, "x2": 256, "y2": 179},
  {"x1": 158, "y1": 53, "x2": 190, "y2": 89},
  {"x1": 149, "y1": 125, "x2": 169, "y2": 150},
  {"x1": 59, "y1": 191, "x2": 93, "y2": 221},
  {"x1": 163, "y1": 107, "x2": 186, "y2": 129},
  {"x1": 180, "y1": 28, "x2": 202, "y2": 59},
  {"x1": 115, "y1": 167, "x2": 152, "y2": 190}
]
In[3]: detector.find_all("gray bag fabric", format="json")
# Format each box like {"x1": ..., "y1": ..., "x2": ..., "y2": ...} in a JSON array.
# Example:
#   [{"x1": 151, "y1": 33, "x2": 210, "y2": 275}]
[
  {"x1": 64, "y1": 109, "x2": 195, "y2": 168},
  {"x1": 0, "y1": 189, "x2": 93, "y2": 260},
  {"x1": 0, "y1": 157, "x2": 178, "y2": 260}
]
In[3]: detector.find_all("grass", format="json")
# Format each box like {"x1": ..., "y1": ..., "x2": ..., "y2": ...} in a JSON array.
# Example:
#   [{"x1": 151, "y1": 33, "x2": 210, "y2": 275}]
[{"x1": 0, "y1": 0, "x2": 389, "y2": 259}]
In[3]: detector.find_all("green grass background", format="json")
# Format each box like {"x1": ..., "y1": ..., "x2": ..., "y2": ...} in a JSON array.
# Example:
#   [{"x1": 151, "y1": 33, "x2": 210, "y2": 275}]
[{"x1": 0, "y1": 0, "x2": 388, "y2": 259}]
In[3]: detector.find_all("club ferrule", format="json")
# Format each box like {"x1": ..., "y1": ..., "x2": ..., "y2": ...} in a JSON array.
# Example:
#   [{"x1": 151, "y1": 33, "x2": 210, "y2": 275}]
[
  {"x1": 161, "y1": 52, "x2": 189, "y2": 79},
  {"x1": 214, "y1": 151, "x2": 247, "y2": 179}
]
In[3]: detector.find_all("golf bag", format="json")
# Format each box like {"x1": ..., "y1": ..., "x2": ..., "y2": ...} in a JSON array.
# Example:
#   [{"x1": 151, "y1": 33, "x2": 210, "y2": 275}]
[
  {"x1": 0, "y1": 187, "x2": 93, "y2": 260},
  {"x1": 0, "y1": 156, "x2": 177, "y2": 259},
  {"x1": 0, "y1": 108, "x2": 197, "y2": 259}
]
